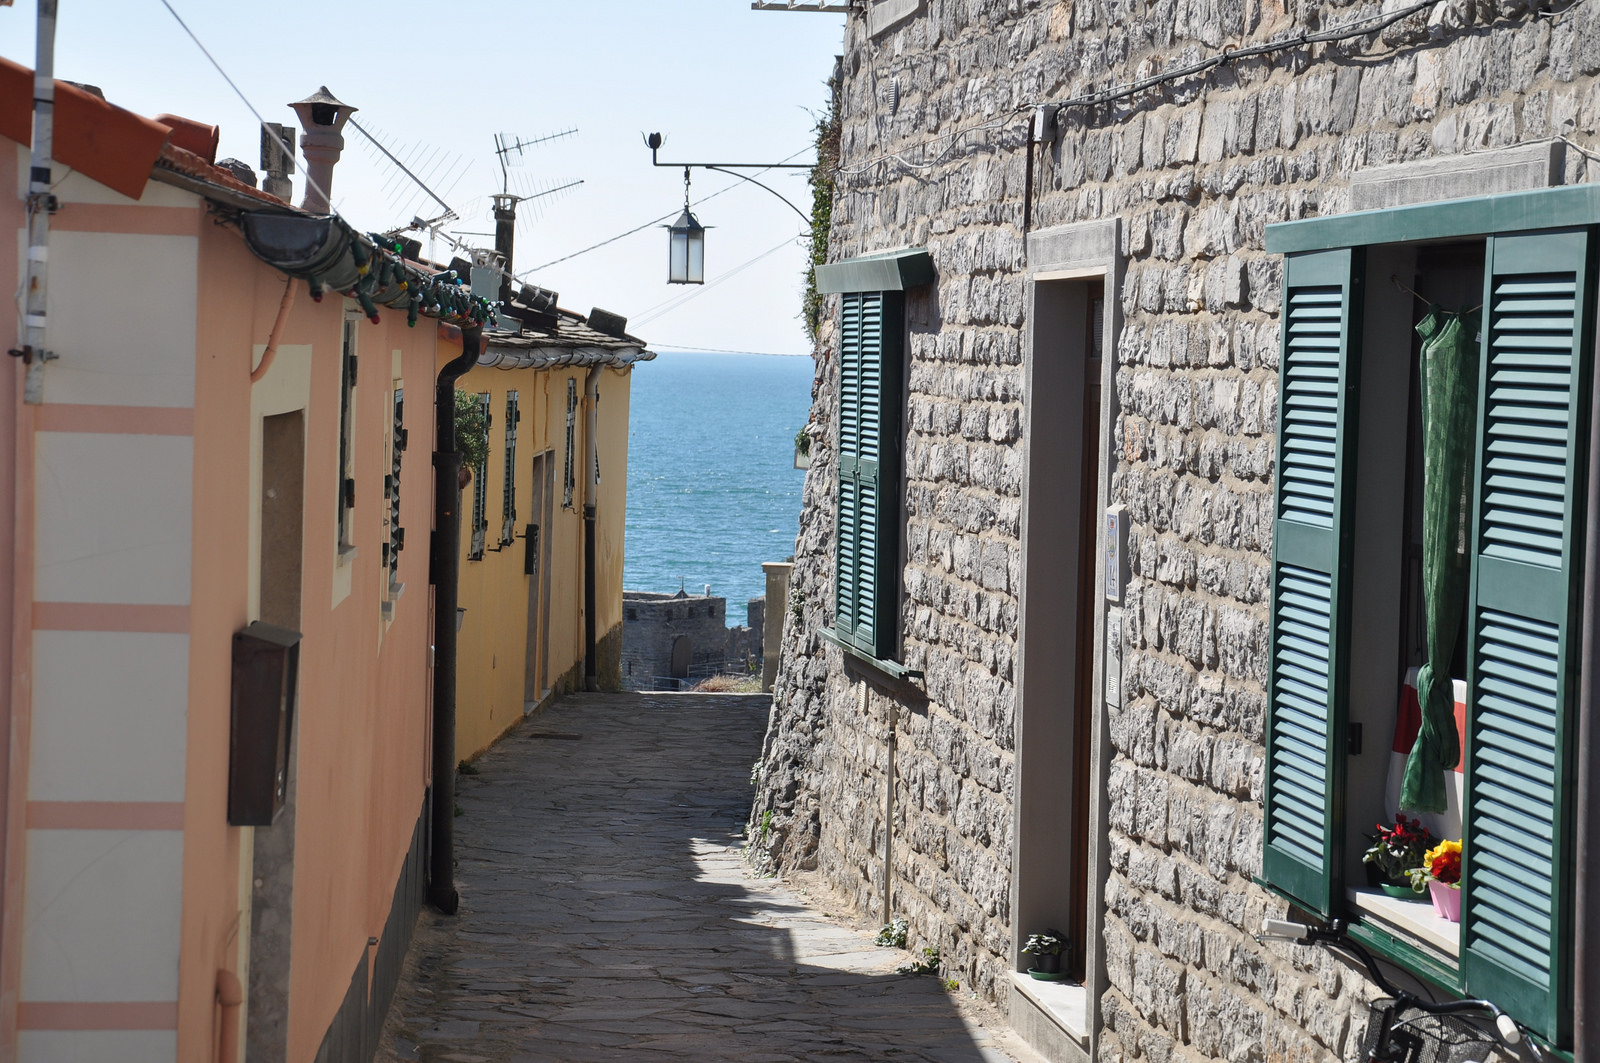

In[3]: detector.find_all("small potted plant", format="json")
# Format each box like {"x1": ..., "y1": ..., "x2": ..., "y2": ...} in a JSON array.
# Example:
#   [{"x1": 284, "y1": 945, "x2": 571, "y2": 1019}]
[
  {"x1": 1363, "y1": 815, "x2": 1437, "y2": 898},
  {"x1": 1409, "y1": 838, "x2": 1462, "y2": 922},
  {"x1": 1022, "y1": 930, "x2": 1066, "y2": 977}
]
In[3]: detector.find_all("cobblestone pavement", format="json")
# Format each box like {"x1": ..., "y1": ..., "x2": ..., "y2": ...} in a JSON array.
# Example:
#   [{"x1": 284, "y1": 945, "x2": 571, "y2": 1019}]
[{"x1": 376, "y1": 692, "x2": 1037, "y2": 1063}]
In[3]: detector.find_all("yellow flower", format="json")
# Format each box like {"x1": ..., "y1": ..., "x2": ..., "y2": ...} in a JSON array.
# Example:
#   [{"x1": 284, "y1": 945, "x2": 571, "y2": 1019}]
[
  {"x1": 1424, "y1": 839, "x2": 1462, "y2": 864},
  {"x1": 1423, "y1": 839, "x2": 1463, "y2": 886}
]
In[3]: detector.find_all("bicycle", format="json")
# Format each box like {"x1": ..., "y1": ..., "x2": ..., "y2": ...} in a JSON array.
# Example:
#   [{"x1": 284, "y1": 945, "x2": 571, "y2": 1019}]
[{"x1": 1257, "y1": 917, "x2": 1541, "y2": 1062}]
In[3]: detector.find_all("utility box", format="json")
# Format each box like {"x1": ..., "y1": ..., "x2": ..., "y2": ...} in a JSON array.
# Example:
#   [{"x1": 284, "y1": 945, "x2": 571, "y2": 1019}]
[{"x1": 228, "y1": 621, "x2": 302, "y2": 826}]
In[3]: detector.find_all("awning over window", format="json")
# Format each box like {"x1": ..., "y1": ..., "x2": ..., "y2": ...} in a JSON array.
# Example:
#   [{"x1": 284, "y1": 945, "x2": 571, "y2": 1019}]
[{"x1": 815, "y1": 247, "x2": 934, "y2": 294}]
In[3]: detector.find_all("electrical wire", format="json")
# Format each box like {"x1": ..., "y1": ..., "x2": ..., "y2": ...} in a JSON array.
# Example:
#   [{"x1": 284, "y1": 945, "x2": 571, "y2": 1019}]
[
  {"x1": 518, "y1": 146, "x2": 813, "y2": 277},
  {"x1": 835, "y1": 0, "x2": 1586, "y2": 179},
  {"x1": 154, "y1": 0, "x2": 330, "y2": 210},
  {"x1": 632, "y1": 237, "x2": 802, "y2": 328},
  {"x1": 650, "y1": 342, "x2": 810, "y2": 357}
]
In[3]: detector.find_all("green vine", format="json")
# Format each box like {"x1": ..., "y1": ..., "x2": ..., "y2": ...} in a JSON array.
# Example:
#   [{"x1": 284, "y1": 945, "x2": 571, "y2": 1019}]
[
  {"x1": 802, "y1": 68, "x2": 842, "y2": 341},
  {"x1": 453, "y1": 389, "x2": 489, "y2": 471}
]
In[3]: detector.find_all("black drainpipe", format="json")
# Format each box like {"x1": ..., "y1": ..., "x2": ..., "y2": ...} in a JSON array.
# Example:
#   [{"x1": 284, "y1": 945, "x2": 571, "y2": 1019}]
[
  {"x1": 584, "y1": 502, "x2": 597, "y2": 690},
  {"x1": 427, "y1": 324, "x2": 482, "y2": 915}
]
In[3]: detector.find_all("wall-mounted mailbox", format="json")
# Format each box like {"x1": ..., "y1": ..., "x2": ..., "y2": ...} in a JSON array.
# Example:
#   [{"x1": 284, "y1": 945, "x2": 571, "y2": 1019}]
[{"x1": 228, "y1": 621, "x2": 301, "y2": 826}]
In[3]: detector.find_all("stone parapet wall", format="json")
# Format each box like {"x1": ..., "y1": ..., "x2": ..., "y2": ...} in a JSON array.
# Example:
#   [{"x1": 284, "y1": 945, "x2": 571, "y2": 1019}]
[{"x1": 753, "y1": 0, "x2": 1600, "y2": 1058}]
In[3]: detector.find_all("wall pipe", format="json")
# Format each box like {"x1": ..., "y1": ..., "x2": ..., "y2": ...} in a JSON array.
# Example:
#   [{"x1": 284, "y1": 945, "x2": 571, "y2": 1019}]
[
  {"x1": 427, "y1": 324, "x2": 483, "y2": 915},
  {"x1": 214, "y1": 969, "x2": 242, "y2": 1063},
  {"x1": 1572, "y1": 316, "x2": 1600, "y2": 1057},
  {"x1": 12, "y1": 0, "x2": 57, "y2": 405},
  {"x1": 249, "y1": 277, "x2": 298, "y2": 384},
  {"x1": 583, "y1": 364, "x2": 602, "y2": 691}
]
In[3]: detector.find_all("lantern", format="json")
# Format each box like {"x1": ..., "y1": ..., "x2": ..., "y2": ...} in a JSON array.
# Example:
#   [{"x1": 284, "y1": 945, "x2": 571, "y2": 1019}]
[
  {"x1": 664, "y1": 166, "x2": 706, "y2": 285},
  {"x1": 666, "y1": 206, "x2": 705, "y2": 285}
]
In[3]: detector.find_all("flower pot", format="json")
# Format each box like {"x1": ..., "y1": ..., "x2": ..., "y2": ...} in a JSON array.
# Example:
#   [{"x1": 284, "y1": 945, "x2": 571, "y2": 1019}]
[
  {"x1": 1429, "y1": 880, "x2": 1462, "y2": 922},
  {"x1": 1029, "y1": 951, "x2": 1061, "y2": 974},
  {"x1": 1380, "y1": 882, "x2": 1418, "y2": 900}
]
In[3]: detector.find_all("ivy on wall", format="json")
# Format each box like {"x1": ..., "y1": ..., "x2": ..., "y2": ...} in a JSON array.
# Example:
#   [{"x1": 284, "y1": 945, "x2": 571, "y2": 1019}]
[{"x1": 802, "y1": 67, "x2": 843, "y2": 342}]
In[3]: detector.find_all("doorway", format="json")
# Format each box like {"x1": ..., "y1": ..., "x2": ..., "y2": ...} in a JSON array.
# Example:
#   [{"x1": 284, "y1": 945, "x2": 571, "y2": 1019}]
[
  {"x1": 248, "y1": 410, "x2": 306, "y2": 1062},
  {"x1": 1013, "y1": 274, "x2": 1110, "y2": 988},
  {"x1": 1065, "y1": 281, "x2": 1103, "y2": 981}
]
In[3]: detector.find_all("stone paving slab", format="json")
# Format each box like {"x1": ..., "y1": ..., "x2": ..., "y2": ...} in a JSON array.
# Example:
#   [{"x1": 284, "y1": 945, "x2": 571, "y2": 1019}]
[{"x1": 376, "y1": 693, "x2": 1039, "y2": 1063}]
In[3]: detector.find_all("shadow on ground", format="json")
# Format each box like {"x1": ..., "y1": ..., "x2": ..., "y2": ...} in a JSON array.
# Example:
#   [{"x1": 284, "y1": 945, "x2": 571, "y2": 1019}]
[{"x1": 375, "y1": 692, "x2": 1017, "y2": 1063}]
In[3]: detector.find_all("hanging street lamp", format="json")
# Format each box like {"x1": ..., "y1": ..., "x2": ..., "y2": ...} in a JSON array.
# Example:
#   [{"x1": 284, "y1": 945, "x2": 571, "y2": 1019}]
[
  {"x1": 644, "y1": 133, "x2": 812, "y2": 286},
  {"x1": 665, "y1": 168, "x2": 706, "y2": 285}
]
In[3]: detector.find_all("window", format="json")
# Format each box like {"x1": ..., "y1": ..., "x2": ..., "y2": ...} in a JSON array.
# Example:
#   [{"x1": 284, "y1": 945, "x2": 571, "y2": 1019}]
[
  {"x1": 381, "y1": 383, "x2": 406, "y2": 610},
  {"x1": 336, "y1": 316, "x2": 358, "y2": 553},
  {"x1": 833, "y1": 289, "x2": 905, "y2": 661},
  {"x1": 1261, "y1": 209, "x2": 1593, "y2": 1047},
  {"x1": 563, "y1": 377, "x2": 577, "y2": 509},
  {"x1": 502, "y1": 390, "x2": 519, "y2": 546},
  {"x1": 810, "y1": 247, "x2": 931, "y2": 674},
  {"x1": 469, "y1": 392, "x2": 491, "y2": 561}
]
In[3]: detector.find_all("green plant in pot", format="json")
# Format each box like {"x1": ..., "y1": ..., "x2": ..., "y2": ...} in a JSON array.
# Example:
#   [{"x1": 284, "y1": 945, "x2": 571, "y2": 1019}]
[
  {"x1": 1022, "y1": 930, "x2": 1066, "y2": 975},
  {"x1": 1363, "y1": 815, "x2": 1437, "y2": 897}
]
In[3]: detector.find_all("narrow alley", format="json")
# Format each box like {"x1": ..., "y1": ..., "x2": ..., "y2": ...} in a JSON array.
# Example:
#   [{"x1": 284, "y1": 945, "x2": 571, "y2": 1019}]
[{"x1": 376, "y1": 693, "x2": 1033, "y2": 1063}]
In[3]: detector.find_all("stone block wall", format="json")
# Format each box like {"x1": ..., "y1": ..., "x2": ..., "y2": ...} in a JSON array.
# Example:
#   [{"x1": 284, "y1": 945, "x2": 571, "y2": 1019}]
[
  {"x1": 622, "y1": 591, "x2": 764, "y2": 689},
  {"x1": 752, "y1": 0, "x2": 1600, "y2": 1057}
]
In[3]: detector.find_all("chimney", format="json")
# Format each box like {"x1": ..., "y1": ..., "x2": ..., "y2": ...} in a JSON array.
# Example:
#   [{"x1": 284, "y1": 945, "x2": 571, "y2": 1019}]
[
  {"x1": 491, "y1": 193, "x2": 517, "y2": 306},
  {"x1": 259, "y1": 122, "x2": 295, "y2": 202},
  {"x1": 288, "y1": 87, "x2": 356, "y2": 215}
]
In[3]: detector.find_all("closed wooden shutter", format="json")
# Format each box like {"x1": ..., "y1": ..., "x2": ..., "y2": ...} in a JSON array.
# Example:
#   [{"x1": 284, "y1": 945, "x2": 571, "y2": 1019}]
[
  {"x1": 835, "y1": 291, "x2": 903, "y2": 659},
  {"x1": 1262, "y1": 248, "x2": 1364, "y2": 916},
  {"x1": 1461, "y1": 228, "x2": 1590, "y2": 1044}
]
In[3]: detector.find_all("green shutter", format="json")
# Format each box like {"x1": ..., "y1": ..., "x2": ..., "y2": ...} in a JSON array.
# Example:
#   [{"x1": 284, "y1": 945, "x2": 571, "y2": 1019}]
[
  {"x1": 1461, "y1": 229, "x2": 1590, "y2": 1044},
  {"x1": 1262, "y1": 248, "x2": 1363, "y2": 916},
  {"x1": 835, "y1": 291, "x2": 904, "y2": 659}
]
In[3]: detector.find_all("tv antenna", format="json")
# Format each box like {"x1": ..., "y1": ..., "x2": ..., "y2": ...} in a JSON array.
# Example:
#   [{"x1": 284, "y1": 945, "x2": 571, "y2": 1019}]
[{"x1": 495, "y1": 128, "x2": 578, "y2": 195}]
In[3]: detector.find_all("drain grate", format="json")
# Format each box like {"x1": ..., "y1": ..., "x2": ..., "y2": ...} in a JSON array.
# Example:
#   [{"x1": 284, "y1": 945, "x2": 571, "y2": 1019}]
[{"x1": 526, "y1": 731, "x2": 583, "y2": 741}]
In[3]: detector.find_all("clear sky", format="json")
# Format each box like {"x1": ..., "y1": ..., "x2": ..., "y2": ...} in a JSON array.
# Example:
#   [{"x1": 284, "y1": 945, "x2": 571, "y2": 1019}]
[{"x1": 0, "y1": 0, "x2": 845, "y2": 355}]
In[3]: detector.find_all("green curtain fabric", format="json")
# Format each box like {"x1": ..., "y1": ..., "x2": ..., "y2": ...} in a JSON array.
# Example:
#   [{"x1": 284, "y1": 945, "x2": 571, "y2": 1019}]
[{"x1": 1400, "y1": 306, "x2": 1481, "y2": 814}]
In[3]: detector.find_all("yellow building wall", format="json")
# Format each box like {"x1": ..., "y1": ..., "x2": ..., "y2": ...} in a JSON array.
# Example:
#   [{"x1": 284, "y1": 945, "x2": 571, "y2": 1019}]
[{"x1": 448, "y1": 360, "x2": 634, "y2": 760}]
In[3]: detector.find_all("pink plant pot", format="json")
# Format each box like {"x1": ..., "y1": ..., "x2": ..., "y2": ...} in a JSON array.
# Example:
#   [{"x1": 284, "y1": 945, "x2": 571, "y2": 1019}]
[{"x1": 1429, "y1": 880, "x2": 1461, "y2": 922}]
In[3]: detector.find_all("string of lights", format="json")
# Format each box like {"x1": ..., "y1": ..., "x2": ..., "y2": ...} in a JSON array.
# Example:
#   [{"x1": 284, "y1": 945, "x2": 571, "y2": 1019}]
[{"x1": 157, "y1": 0, "x2": 496, "y2": 329}]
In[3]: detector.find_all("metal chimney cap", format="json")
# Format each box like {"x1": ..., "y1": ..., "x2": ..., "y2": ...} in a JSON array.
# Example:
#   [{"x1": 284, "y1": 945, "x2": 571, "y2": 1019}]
[
  {"x1": 291, "y1": 86, "x2": 354, "y2": 111},
  {"x1": 289, "y1": 86, "x2": 356, "y2": 132}
]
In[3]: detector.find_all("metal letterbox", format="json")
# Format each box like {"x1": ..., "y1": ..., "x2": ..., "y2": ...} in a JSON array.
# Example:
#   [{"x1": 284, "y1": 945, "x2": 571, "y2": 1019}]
[{"x1": 228, "y1": 621, "x2": 301, "y2": 826}]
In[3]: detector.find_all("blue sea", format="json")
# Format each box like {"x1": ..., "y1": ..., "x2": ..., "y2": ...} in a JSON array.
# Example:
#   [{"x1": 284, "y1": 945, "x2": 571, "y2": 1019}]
[{"x1": 624, "y1": 351, "x2": 815, "y2": 627}]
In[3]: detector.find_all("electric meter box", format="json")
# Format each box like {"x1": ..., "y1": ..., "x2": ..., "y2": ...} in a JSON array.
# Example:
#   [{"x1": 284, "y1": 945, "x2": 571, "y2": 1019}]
[
  {"x1": 228, "y1": 621, "x2": 302, "y2": 826},
  {"x1": 1105, "y1": 504, "x2": 1129, "y2": 603}
]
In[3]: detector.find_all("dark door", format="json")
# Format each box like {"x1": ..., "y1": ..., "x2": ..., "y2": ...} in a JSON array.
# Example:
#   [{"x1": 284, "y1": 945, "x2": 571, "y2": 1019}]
[{"x1": 1067, "y1": 282, "x2": 1104, "y2": 982}]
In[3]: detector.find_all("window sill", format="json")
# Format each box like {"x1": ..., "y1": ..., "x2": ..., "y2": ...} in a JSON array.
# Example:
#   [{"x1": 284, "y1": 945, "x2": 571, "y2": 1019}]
[
  {"x1": 1008, "y1": 971, "x2": 1089, "y2": 1047},
  {"x1": 818, "y1": 628, "x2": 922, "y2": 681},
  {"x1": 1346, "y1": 887, "x2": 1459, "y2": 959},
  {"x1": 336, "y1": 544, "x2": 359, "y2": 566}
]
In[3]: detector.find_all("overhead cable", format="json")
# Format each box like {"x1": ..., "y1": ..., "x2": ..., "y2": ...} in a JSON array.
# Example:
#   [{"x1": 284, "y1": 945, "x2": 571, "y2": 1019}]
[
  {"x1": 155, "y1": 0, "x2": 331, "y2": 210},
  {"x1": 519, "y1": 146, "x2": 813, "y2": 277},
  {"x1": 632, "y1": 237, "x2": 801, "y2": 328}
]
